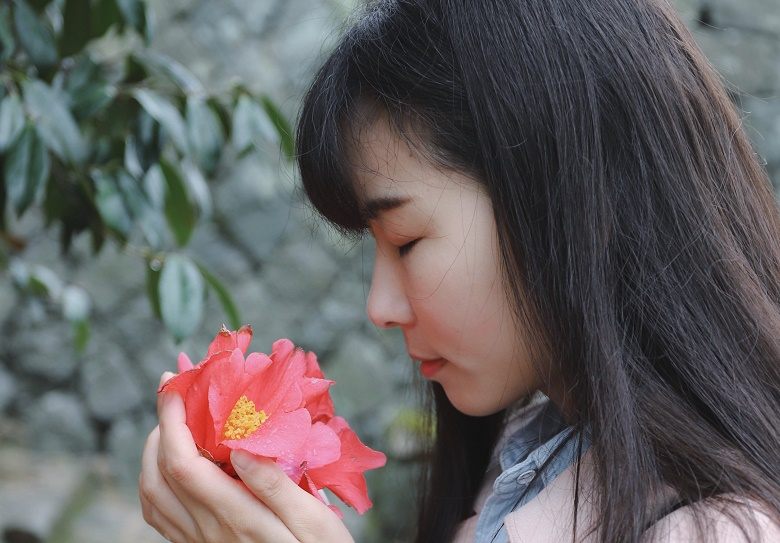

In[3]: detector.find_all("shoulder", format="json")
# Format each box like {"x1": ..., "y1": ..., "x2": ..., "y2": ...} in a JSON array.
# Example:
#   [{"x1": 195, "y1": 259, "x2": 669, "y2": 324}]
[{"x1": 641, "y1": 495, "x2": 780, "y2": 543}]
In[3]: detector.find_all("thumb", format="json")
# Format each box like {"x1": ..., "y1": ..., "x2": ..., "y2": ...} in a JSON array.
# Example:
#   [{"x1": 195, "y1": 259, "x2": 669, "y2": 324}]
[
  {"x1": 230, "y1": 450, "x2": 351, "y2": 541},
  {"x1": 230, "y1": 450, "x2": 300, "y2": 505}
]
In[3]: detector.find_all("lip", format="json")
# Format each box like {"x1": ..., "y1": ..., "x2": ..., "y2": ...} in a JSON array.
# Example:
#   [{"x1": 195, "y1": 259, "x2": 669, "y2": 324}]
[{"x1": 415, "y1": 357, "x2": 447, "y2": 378}]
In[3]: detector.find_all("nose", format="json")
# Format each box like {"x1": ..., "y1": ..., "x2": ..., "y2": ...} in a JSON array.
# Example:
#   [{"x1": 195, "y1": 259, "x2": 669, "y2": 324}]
[{"x1": 366, "y1": 251, "x2": 415, "y2": 329}]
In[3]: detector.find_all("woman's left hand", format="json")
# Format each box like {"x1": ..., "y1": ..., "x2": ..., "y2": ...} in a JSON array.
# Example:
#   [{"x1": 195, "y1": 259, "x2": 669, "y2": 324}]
[{"x1": 138, "y1": 372, "x2": 355, "y2": 543}]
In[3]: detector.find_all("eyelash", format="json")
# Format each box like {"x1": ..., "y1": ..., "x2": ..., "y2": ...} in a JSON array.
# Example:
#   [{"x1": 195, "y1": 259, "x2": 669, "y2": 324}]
[{"x1": 398, "y1": 239, "x2": 420, "y2": 257}]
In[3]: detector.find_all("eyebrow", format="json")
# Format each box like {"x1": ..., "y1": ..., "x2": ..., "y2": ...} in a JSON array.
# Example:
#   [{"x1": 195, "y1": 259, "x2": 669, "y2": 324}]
[{"x1": 360, "y1": 195, "x2": 412, "y2": 222}]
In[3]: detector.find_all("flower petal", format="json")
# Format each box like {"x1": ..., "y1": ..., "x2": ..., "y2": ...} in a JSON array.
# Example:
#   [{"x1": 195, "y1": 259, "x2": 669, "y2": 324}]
[
  {"x1": 177, "y1": 352, "x2": 194, "y2": 372},
  {"x1": 270, "y1": 338, "x2": 295, "y2": 363},
  {"x1": 307, "y1": 421, "x2": 386, "y2": 514},
  {"x1": 206, "y1": 324, "x2": 253, "y2": 358},
  {"x1": 209, "y1": 348, "x2": 253, "y2": 442},
  {"x1": 304, "y1": 350, "x2": 325, "y2": 379},
  {"x1": 300, "y1": 377, "x2": 336, "y2": 423},
  {"x1": 303, "y1": 421, "x2": 341, "y2": 469},
  {"x1": 245, "y1": 351, "x2": 272, "y2": 376},
  {"x1": 223, "y1": 408, "x2": 312, "y2": 458},
  {"x1": 243, "y1": 346, "x2": 306, "y2": 414},
  {"x1": 276, "y1": 420, "x2": 342, "y2": 482}
]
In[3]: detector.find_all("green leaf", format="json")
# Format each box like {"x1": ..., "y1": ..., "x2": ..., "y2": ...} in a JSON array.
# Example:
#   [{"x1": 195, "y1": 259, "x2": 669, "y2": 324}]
[
  {"x1": 180, "y1": 159, "x2": 212, "y2": 218},
  {"x1": 4, "y1": 124, "x2": 50, "y2": 217},
  {"x1": 124, "y1": 135, "x2": 143, "y2": 178},
  {"x1": 12, "y1": 0, "x2": 58, "y2": 67},
  {"x1": 65, "y1": 56, "x2": 116, "y2": 121},
  {"x1": 195, "y1": 261, "x2": 241, "y2": 330},
  {"x1": 28, "y1": 264, "x2": 62, "y2": 298},
  {"x1": 160, "y1": 159, "x2": 196, "y2": 247},
  {"x1": 92, "y1": 170, "x2": 132, "y2": 236},
  {"x1": 0, "y1": 93, "x2": 26, "y2": 152},
  {"x1": 142, "y1": 162, "x2": 165, "y2": 208},
  {"x1": 72, "y1": 319, "x2": 90, "y2": 352},
  {"x1": 59, "y1": 0, "x2": 92, "y2": 57},
  {"x1": 159, "y1": 253, "x2": 204, "y2": 342},
  {"x1": 0, "y1": 5, "x2": 16, "y2": 61},
  {"x1": 91, "y1": 0, "x2": 123, "y2": 39},
  {"x1": 22, "y1": 79, "x2": 88, "y2": 164},
  {"x1": 260, "y1": 95, "x2": 295, "y2": 160},
  {"x1": 133, "y1": 89, "x2": 188, "y2": 153},
  {"x1": 116, "y1": 169, "x2": 165, "y2": 248},
  {"x1": 115, "y1": 0, "x2": 149, "y2": 41},
  {"x1": 207, "y1": 97, "x2": 232, "y2": 138},
  {"x1": 0, "y1": 154, "x2": 7, "y2": 230},
  {"x1": 186, "y1": 96, "x2": 224, "y2": 175},
  {"x1": 231, "y1": 94, "x2": 278, "y2": 156},
  {"x1": 145, "y1": 258, "x2": 162, "y2": 320},
  {"x1": 131, "y1": 51, "x2": 204, "y2": 95},
  {"x1": 27, "y1": 0, "x2": 52, "y2": 12},
  {"x1": 72, "y1": 83, "x2": 115, "y2": 120}
]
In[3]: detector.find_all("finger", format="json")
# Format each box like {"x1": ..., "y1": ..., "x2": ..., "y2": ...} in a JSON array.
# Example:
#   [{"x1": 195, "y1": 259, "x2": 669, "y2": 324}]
[
  {"x1": 140, "y1": 426, "x2": 200, "y2": 540},
  {"x1": 155, "y1": 396, "x2": 298, "y2": 542},
  {"x1": 231, "y1": 450, "x2": 350, "y2": 542},
  {"x1": 159, "y1": 371, "x2": 175, "y2": 388},
  {"x1": 142, "y1": 503, "x2": 189, "y2": 543},
  {"x1": 157, "y1": 388, "x2": 200, "y2": 461},
  {"x1": 156, "y1": 372, "x2": 176, "y2": 416}
]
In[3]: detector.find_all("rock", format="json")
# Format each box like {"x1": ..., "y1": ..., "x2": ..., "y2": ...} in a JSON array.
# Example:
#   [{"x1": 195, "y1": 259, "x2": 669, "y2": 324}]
[
  {"x1": 219, "y1": 196, "x2": 294, "y2": 264},
  {"x1": 8, "y1": 304, "x2": 79, "y2": 382},
  {"x1": 187, "y1": 222, "x2": 253, "y2": 282},
  {"x1": 0, "y1": 281, "x2": 15, "y2": 327},
  {"x1": 691, "y1": 26, "x2": 780, "y2": 97},
  {"x1": 692, "y1": 0, "x2": 780, "y2": 36},
  {"x1": 70, "y1": 244, "x2": 145, "y2": 312},
  {"x1": 80, "y1": 346, "x2": 144, "y2": 422},
  {"x1": 107, "y1": 413, "x2": 158, "y2": 487},
  {"x1": 0, "y1": 366, "x2": 15, "y2": 412},
  {"x1": 0, "y1": 446, "x2": 91, "y2": 542},
  {"x1": 69, "y1": 485, "x2": 168, "y2": 543},
  {"x1": 262, "y1": 237, "x2": 339, "y2": 300},
  {"x1": 24, "y1": 391, "x2": 98, "y2": 453},
  {"x1": 298, "y1": 276, "x2": 367, "y2": 351},
  {"x1": 228, "y1": 281, "x2": 303, "y2": 352},
  {"x1": 323, "y1": 332, "x2": 396, "y2": 419}
]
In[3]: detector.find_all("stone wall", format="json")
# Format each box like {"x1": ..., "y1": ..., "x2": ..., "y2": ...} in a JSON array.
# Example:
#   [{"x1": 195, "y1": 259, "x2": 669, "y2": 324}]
[{"x1": 1, "y1": 1, "x2": 778, "y2": 542}]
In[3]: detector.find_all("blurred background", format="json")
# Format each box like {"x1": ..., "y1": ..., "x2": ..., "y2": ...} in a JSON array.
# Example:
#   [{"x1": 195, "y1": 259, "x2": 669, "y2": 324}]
[{"x1": 0, "y1": 0, "x2": 777, "y2": 542}]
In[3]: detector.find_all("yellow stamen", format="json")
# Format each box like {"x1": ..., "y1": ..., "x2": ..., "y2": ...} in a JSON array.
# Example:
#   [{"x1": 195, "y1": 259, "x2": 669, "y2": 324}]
[{"x1": 223, "y1": 395, "x2": 268, "y2": 440}]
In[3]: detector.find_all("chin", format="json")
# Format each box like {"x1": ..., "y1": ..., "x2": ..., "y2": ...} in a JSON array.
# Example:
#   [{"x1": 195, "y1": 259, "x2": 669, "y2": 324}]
[
  {"x1": 445, "y1": 385, "x2": 532, "y2": 417},
  {"x1": 445, "y1": 389, "x2": 501, "y2": 417}
]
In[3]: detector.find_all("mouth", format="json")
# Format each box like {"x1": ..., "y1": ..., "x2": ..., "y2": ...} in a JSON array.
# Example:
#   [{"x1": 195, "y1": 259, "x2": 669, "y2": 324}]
[{"x1": 411, "y1": 356, "x2": 448, "y2": 378}]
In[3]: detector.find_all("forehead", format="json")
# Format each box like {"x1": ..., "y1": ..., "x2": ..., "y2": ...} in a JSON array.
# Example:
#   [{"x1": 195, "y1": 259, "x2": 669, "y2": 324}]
[{"x1": 348, "y1": 115, "x2": 481, "y2": 216}]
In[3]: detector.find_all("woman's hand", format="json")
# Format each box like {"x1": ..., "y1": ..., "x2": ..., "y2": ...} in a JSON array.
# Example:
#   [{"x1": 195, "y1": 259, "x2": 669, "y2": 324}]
[{"x1": 139, "y1": 372, "x2": 355, "y2": 543}]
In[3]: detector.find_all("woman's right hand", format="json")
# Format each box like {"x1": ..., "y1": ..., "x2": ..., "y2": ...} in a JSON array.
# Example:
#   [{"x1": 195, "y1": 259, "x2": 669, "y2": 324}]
[{"x1": 138, "y1": 372, "x2": 355, "y2": 543}]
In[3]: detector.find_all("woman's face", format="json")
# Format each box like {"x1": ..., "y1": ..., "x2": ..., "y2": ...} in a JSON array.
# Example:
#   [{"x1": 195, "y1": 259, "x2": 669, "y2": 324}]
[{"x1": 352, "y1": 118, "x2": 543, "y2": 416}]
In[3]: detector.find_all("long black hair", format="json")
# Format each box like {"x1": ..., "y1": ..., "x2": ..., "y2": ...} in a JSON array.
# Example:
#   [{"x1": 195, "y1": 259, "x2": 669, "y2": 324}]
[{"x1": 294, "y1": 1, "x2": 780, "y2": 541}]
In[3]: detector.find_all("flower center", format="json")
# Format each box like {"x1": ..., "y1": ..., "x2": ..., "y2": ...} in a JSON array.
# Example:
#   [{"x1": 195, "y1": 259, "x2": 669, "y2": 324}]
[{"x1": 223, "y1": 395, "x2": 268, "y2": 439}]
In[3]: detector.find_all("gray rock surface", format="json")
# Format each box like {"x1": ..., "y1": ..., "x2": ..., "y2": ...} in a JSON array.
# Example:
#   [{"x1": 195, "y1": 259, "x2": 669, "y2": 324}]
[
  {"x1": 0, "y1": 447, "x2": 91, "y2": 542},
  {"x1": 24, "y1": 391, "x2": 98, "y2": 453},
  {"x1": 80, "y1": 347, "x2": 144, "y2": 422},
  {"x1": 0, "y1": 366, "x2": 15, "y2": 412}
]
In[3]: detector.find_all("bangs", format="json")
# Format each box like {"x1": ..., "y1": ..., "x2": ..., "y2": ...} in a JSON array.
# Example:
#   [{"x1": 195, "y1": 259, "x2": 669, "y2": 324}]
[
  {"x1": 295, "y1": 44, "x2": 366, "y2": 240},
  {"x1": 294, "y1": 2, "x2": 470, "y2": 241}
]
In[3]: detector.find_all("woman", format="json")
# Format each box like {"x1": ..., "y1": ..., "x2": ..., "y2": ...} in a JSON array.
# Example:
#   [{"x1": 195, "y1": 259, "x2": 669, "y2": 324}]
[{"x1": 139, "y1": 0, "x2": 780, "y2": 541}]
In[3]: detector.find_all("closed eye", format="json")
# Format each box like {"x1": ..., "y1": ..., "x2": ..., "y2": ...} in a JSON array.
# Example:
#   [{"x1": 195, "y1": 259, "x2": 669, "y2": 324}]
[{"x1": 398, "y1": 238, "x2": 420, "y2": 257}]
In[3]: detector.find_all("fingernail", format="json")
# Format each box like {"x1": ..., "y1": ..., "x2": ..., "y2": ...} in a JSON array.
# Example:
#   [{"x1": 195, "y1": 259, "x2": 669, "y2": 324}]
[{"x1": 231, "y1": 450, "x2": 252, "y2": 471}]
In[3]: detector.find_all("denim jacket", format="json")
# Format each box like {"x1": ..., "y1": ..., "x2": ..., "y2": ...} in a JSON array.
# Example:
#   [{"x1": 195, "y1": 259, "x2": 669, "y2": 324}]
[{"x1": 453, "y1": 393, "x2": 592, "y2": 543}]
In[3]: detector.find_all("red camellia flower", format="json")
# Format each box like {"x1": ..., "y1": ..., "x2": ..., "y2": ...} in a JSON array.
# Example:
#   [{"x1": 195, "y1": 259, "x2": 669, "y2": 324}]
[{"x1": 158, "y1": 325, "x2": 386, "y2": 516}]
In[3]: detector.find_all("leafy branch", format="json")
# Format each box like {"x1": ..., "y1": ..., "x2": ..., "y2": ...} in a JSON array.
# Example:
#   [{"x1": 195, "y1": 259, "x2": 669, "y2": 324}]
[{"x1": 0, "y1": 0, "x2": 295, "y2": 347}]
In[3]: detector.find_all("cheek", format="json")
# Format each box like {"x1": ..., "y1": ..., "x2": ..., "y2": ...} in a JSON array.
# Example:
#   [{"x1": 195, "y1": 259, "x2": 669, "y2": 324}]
[{"x1": 405, "y1": 231, "x2": 507, "y2": 347}]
